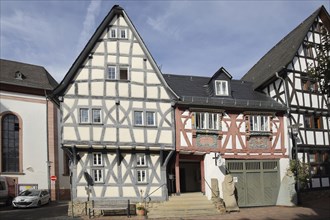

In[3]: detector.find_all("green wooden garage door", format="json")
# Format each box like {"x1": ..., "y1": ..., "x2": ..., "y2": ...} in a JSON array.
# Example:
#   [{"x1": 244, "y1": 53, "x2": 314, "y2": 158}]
[{"x1": 226, "y1": 160, "x2": 280, "y2": 207}]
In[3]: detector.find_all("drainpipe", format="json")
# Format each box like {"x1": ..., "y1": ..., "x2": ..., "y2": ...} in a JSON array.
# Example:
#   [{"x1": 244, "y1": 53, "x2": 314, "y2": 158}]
[
  {"x1": 44, "y1": 90, "x2": 51, "y2": 197},
  {"x1": 163, "y1": 150, "x2": 174, "y2": 200},
  {"x1": 275, "y1": 72, "x2": 293, "y2": 159}
]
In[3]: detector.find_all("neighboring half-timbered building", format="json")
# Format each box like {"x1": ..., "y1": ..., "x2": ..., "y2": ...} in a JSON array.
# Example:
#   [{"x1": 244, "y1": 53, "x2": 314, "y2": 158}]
[
  {"x1": 164, "y1": 67, "x2": 288, "y2": 207},
  {"x1": 53, "y1": 5, "x2": 177, "y2": 205},
  {"x1": 242, "y1": 6, "x2": 330, "y2": 190}
]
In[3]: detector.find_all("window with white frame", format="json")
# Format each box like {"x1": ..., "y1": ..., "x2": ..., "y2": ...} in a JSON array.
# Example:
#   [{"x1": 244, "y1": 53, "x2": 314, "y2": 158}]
[
  {"x1": 79, "y1": 108, "x2": 102, "y2": 124},
  {"x1": 119, "y1": 29, "x2": 127, "y2": 39},
  {"x1": 146, "y1": 112, "x2": 156, "y2": 126},
  {"x1": 195, "y1": 112, "x2": 220, "y2": 130},
  {"x1": 92, "y1": 109, "x2": 101, "y2": 123},
  {"x1": 91, "y1": 153, "x2": 103, "y2": 183},
  {"x1": 134, "y1": 111, "x2": 156, "y2": 126},
  {"x1": 110, "y1": 28, "x2": 117, "y2": 38},
  {"x1": 134, "y1": 111, "x2": 143, "y2": 126},
  {"x1": 215, "y1": 80, "x2": 229, "y2": 96},
  {"x1": 109, "y1": 28, "x2": 127, "y2": 39},
  {"x1": 80, "y1": 108, "x2": 89, "y2": 123},
  {"x1": 137, "y1": 169, "x2": 147, "y2": 183},
  {"x1": 136, "y1": 154, "x2": 146, "y2": 167},
  {"x1": 107, "y1": 66, "x2": 129, "y2": 80},
  {"x1": 250, "y1": 115, "x2": 269, "y2": 132},
  {"x1": 92, "y1": 169, "x2": 104, "y2": 183},
  {"x1": 107, "y1": 66, "x2": 116, "y2": 79},
  {"x1": 93, "y1": 153, "x2": 103, "y2": 166}
]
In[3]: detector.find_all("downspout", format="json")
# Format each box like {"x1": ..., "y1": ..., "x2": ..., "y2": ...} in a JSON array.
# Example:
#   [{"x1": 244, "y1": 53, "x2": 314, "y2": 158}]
[
  {"x1": 44, "y1": 90, "x2": 51, "y2": 196},
  {"x1": 275, "y1": 72, "x2": 293, "y2": 159},
  {"x1": 162, "y1": 150, "x2": 175, "y2": 201}
]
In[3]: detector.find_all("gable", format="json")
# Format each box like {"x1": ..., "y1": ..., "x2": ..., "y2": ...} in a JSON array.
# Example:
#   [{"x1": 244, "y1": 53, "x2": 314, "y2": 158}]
[
  {"x1": 241, "y1": 6, "x2": 330, "y2": 90},
  {"x1": 208, "y1": 67, "x2": 232, "y2": 97},
  {"x1": 54, "y1": 5, "x2": 177, "y2": 100}
]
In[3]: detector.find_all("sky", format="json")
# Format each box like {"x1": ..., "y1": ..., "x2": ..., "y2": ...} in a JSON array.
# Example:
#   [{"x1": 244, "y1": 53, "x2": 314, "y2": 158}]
[{"x1": 1, "y1": 0, "x2": 329, "y2": 83}]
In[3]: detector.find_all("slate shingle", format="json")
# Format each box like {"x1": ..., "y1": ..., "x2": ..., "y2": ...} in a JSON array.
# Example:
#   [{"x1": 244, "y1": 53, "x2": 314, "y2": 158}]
[{"x1": 0, "y1": 59, "x2": 58, "y2": 91}]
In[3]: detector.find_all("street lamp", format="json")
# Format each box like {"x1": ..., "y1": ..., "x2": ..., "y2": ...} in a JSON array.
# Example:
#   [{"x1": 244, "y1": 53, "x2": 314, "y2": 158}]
[{"x1": 288, "y1": 123, "x2": 302, "y2": 205}]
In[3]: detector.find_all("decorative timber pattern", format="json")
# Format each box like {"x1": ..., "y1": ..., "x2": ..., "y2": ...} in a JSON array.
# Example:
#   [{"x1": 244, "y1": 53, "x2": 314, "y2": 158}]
[
  {"x1": 260, "y1": 12, "x2": 330, "y2": 188},
  {"x1": 176, "y1": 109, "x2": 286, "y2": 159},
  {"x1": 56, "y1": 6, "x2": 176, "y2": 202},
  {"x1": 263, "y1": 16, "x2": 330, "y2": 147}
]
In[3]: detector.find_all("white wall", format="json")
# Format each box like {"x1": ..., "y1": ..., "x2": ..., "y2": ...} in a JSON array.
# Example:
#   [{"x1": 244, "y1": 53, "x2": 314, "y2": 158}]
[
  {"x1": 204, "y1": 153, "x2": 226, "y2": 199},
  {"x1": 0, "y1": 91, "x2": 49, "y2": 189}
]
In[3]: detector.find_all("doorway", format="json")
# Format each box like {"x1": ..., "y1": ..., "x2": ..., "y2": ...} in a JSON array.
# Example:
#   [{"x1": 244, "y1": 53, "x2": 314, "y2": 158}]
[{"x1": 180, "y1": 162, "x2": 201, "y2": 192}]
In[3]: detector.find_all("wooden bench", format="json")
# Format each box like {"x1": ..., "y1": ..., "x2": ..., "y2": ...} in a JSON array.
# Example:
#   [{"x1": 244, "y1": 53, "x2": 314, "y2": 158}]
[{"x1": 88, "y1": 199, "x2": 130, "y2": 218}]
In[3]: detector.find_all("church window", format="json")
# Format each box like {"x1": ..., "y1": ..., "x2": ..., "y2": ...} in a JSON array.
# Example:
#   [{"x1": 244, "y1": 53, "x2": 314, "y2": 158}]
[{"x1": 1, "y1": 114, "x2": 20, "y2": 172}]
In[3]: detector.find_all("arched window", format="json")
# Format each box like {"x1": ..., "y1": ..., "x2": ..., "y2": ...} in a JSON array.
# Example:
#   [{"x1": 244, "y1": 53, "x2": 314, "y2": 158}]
[{"x1": 2, "y1": 114, "x2": 20, "y2": 172}]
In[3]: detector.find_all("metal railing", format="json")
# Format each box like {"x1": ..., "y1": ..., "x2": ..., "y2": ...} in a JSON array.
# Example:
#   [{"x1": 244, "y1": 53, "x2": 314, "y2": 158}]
[
  {"x1": 142, "y1": 183, "x2": 167, "y2": 218},
  {"x1": 203, "y1": 176, "x2": 219, "y2": 199}
]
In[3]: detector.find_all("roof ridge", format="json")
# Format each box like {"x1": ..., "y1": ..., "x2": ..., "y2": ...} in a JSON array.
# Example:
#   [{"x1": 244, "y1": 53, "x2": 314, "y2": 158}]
[
  {"x1": 241, "y1": 5, "x2": 326, "y2": 88},
  {"x1": 248, "y1": 6, "x2": 323, "y2": 74},
  {"x1": 0, "y1": 58, "x2": 45, "y2": 69}
]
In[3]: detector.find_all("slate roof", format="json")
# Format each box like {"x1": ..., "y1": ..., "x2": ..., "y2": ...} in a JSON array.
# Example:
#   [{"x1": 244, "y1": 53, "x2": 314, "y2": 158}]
[
  {"x1": 0, "y1": 59, "x2": 58, "y2": 91},
  {"x1": 163, "y1": 74, "x2": 286, "y2": 111},
  {"x1": 241, "y1": 5, "x2": 330, "y2": 90}
]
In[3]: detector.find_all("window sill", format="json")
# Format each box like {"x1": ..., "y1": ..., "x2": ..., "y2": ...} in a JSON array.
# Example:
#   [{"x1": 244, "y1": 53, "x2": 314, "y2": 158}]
[
  {"x1": 249, "y1": 131, "x2": 272, "y2": 136},
  {"x1": 304, "y1": 128, "x2": 324, "y2": 131},
  {"x1": 105, "y1": 79, "x2": 130, "y2": 82},
  {"x1": 136, "y1": 182, "x2": 148, "y2": 185},
  {"x1": 134, "y1": 125, "x2": 157, "y2": 128},
  {"x1": 246, "y1": 131, "x2": 272, "y2": 141},
  {"x1": 196, "y1": 129, "x2": 220, "y2": 135},
  {"x1": 193, "y1": 130, "x2": 223, "y2": 140},
  {"x1": 93, "y1": 182, "x2": 105, "y2": 185},
  {"x1": 0, "y1": 172, "x2": 25, "y2": 175},
  {"x1": 79, "y1": 123, "x2": 104, "y2": 126}
]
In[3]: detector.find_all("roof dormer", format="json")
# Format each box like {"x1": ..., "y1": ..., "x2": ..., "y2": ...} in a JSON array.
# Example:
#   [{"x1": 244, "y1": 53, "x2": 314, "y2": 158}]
[
  {"x1": 15, "y1": 71, "x2": 25, "y2": 80},
  {"x1": 208, "y1": 67, "x2": 232, "y2": 97}
]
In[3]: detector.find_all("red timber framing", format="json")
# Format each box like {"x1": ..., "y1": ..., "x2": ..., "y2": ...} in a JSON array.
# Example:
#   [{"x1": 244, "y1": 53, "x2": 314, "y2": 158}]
[
  {"x1": 175, "y1": 108, "x2": 287, "y2": 160},
  {"x1": 173, "y1": 107, "x2": 287, "y2": 195},
  {"x1": 174, "y1": 154, "x2": 205, "y2": 195}
]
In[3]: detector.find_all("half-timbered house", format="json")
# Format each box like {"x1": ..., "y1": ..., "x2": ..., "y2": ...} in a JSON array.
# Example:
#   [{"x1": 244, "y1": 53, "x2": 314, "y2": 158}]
[
  {"x1": 242, "y1": 6, "x2": 330, "y2": 190},
  {"x1": 164, "y1": 67, "x2": 288, "y2": 207},
  {"x1": 53, "y1": 5, "x2": 177, "y2": 207}
]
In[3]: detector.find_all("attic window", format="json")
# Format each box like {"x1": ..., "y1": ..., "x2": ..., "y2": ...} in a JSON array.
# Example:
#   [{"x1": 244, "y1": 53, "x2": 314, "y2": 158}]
[
  {"x1": 215, "y1": 80, "x2": 229, "y2": 96},
  {"x1": 15, "y1": 71, "x2": 24, "y2": 80},
  {"x1": 106, "y1": 65, "x2": 129, "y2": 81},
  {"x1": 109, "y1": 28, "x2": 128, "y2": 39},
  {"x1": 303, "y1": 43, "x2": 314, "y2": 58}
]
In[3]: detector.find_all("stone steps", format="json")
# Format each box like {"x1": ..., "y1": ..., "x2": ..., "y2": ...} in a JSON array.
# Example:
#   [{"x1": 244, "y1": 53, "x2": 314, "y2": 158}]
[{"x1": 146, "y1": 192, "x2": 222, "y2": 219}]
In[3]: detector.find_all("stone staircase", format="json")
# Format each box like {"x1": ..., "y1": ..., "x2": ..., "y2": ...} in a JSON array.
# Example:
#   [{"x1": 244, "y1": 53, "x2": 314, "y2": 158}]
[{"x1": 146, "y1": 192, "x2": 223, "y2": 219}]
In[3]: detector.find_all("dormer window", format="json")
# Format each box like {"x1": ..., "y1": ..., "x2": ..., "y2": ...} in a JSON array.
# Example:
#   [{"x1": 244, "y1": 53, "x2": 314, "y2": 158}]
[
  {"x1": 15, "y1": 71, "x2": 24, "y2": 80},
  {"x1": 215, "y1": 80, "x2": 229, "y2": 96}
]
